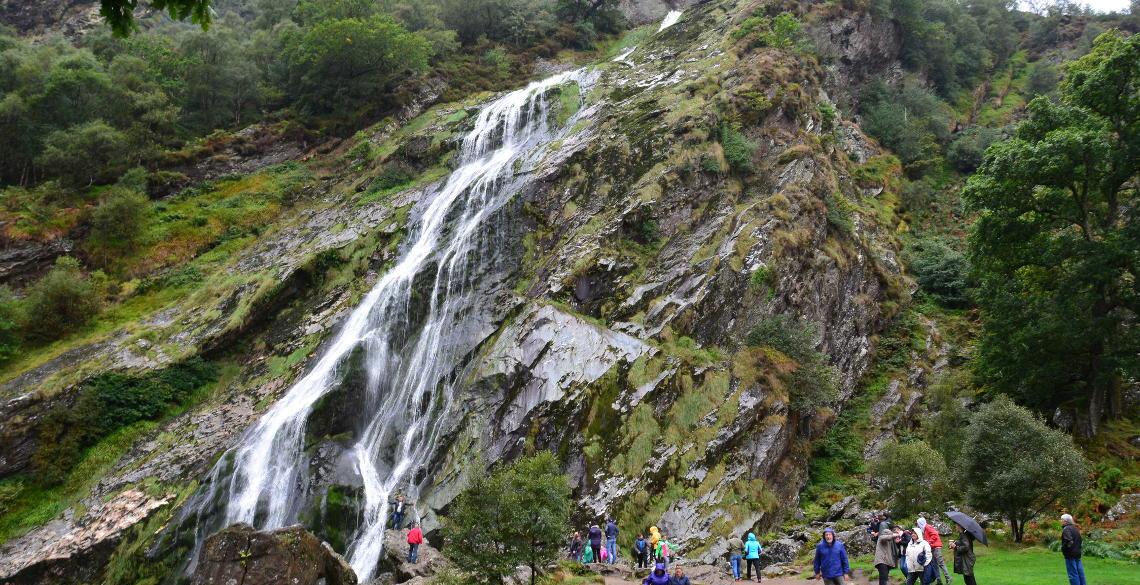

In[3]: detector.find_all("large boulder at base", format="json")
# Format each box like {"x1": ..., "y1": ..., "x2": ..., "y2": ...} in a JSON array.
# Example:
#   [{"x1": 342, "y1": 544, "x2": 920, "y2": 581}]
[
  {"x1": 826, "y1": 495, "x2": 861, "y2": 522},
  {"x1": 379, "y1": 527, "x2": 449, "y2": 583},
  {"x1": 760, "y1": 537, "x2": 802, "y2": 565},
  {"x1": 191, "y1": 523, "x2": 357, "y2": 585},
  {"x1": 1106, "y1": 493, "x2": 1140, "y2": 522}
]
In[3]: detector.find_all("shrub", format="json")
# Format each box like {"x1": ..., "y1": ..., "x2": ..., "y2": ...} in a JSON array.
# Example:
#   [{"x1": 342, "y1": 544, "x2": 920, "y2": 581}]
[
  {"x1": 903, "y1": 235, "x2": 970, "y2": 307},
  {"x1": 87, "y1": 187, "x2": 152, "y2": 264},
  {"x1": 871, "y1": 439, "x2": 949, "y2": 516},
  {"x1": 825, "y1": 193, "x2": 855, "y2": 235},
  {"x1": 720, "y1": 123, "x2": 756, "y2": 173},
  {"x1": 818, "y1": 101, "x2": 838, "y2": 132},
  {"x1": 946, "y1": 127, "x2": 1002, "y2": 173},
  {"x1": 0, "y1": 287, "x2": 20, "y2": 362},
  {"x1": 747, "y1": 314, "x2": 840, "y2": 413},
  {"x1": 36, "y1": 120, "x2": 131, "y2": 187},
  {"x1": 19, "y1": 257, "x2": 101, "y2": 344},
  {"x1": 1026, "y1": 60, "x2": 1059, "y2": 97},
  {"x1": 371, "y1": 165, "x2": 415, "y2": 192}
]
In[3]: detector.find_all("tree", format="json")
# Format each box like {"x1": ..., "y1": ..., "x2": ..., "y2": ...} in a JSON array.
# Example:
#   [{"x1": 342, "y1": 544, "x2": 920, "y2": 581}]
[
  {"x1": 443, "y1": 452, "x2": 570, "y2": 585},
  {"x1": 964, "y1": 30, "x2": 1140, "y2": 434},
  {"x1": 87, "y1": 187, "x2": 151, "y2": 264},
  {"x1": 36, "y1": 120, "x2": 131, "y2": 187},
  {"x1": 747, "y1": 314, "x2": 840, "y2": 413},
  {"x1": 19, "y1": 257, "x2": 102, "y2": 344},
  {"x1": 870, "y1": 440, "x2": 948, "y2": 517},
  {"x1": 904, "y1": 235, "x2": 970, "y2": 307},
  {"x1": 282, "y1": 15, "x2": 431, "y2": 118},
  {"x1": 100, "y1": 0, "x2": 212, "y2": 37},
  {"x1": 960, "y1": 397, "x2": 1088, "y2": 542}
]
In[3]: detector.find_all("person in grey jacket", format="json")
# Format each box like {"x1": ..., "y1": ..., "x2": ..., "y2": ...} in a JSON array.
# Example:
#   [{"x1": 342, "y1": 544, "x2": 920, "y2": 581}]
[
  {"x1": 873, "y1": 525, "x2": 901, "y2": 585},
  {"x1": 1061, "y1": 514, "x2": 1086, "y2": 585}
]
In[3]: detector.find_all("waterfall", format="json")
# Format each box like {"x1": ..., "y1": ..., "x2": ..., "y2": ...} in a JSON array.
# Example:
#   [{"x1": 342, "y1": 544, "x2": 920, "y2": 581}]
[
  {"x1": 182, "y1": 68, "x2": 593, "y2": 582},
  {"x1": 658, "y1": 9, "x2": 683, "y2": 32}
]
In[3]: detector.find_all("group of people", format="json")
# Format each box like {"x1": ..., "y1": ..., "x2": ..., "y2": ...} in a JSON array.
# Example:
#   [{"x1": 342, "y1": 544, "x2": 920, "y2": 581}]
[
  {"x1": 864, "y1": 513, "x2": 967, "y2": 585},
  {"x1": 568, "y1": 522, "x2": 679, "y2": 569}
]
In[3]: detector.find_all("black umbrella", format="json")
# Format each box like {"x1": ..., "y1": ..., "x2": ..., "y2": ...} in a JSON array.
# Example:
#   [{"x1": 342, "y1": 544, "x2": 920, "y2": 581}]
[{"x1": 946, "y1": 511, "x2": 988, "y2": 545}]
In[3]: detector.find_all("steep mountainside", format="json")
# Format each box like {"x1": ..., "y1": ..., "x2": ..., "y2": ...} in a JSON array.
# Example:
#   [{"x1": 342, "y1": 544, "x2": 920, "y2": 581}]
[{"x1": 0, "y1": 1, "x2": 917, "y2": 582}]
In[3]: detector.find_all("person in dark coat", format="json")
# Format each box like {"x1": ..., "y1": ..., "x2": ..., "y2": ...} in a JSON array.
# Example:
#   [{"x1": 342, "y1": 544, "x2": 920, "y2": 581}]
[
  {"x1": 643, "y1": 563, "x2": 671, "y2": 585},
  {"x1": 1061, "y1": 514, "x2": 1087, "y2": 585},
  {"x1": 812, "y1": 527, "x2": 852, "y2": 585},
  {"x1": 606, "y1": 518, "x2": 620, "y2": 564},
  {"x1": 949, "y1": 522, "x2": 977, "y2": 585},
  {"x1": 635, "y1": 533, "x2": 650, "y2": 568},
  {"x1": 388, "y1": 494, "x2": 408, "y2": 529},
  {"x1": 669, "y1": 567, "x2": 691, "y2": 585},
  {"x1": 588, "y1": 524, "x2": 603, "y2": 563}
]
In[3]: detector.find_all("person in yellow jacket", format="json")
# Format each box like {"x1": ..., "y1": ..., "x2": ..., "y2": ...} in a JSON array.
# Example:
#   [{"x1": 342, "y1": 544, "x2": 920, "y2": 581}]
[{"x1": 649, "y1": 526, "x2": 662, "y2": 564}]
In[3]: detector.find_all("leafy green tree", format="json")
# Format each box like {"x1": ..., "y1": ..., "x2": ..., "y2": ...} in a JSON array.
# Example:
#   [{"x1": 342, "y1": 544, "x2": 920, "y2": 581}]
[
  {"x1": 965, "y1": 30, "x2": 1140, "y2": 434},
  {"x1": 87, "y1": 187, "x2": 152, "y2": 264},
  {"x1": 282, "y1": 15, "x2": 431, "y2": 118},
  {"x1": 860, "y1": 79, "x2": 950, "y2": 172},
  {"x1": 904, "y1": 235, "x2": 970, "y2": 307},
  {"x1": 36, "y1": 120, "x2": 131, "y2": 187},
  {"x1": 0, "y1": 286, "x2": 21, "y2": 362},
  {"x1": 19, "y1": 257, "x2": 102, "y2": 344},
  {"x1": 100, "y1": 0, "x2": 212, "y2": 37},
  {"x1": 871, "y1": 440, "x2": 949, "y2": 516},
  {"x1": 946, "y1": 127, "x2": 1002, "y2": 173},
  {"x1": 443, "y1": 452, "x2": 571, "y2": 585},
  {"x1": 960, "y1": 396, "x2": 1088, "y2": 542}
]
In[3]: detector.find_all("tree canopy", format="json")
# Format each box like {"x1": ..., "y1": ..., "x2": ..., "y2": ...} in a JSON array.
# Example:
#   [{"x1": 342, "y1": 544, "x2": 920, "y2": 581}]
[
  {"x1": 965, "y1": 30, "x2": 1140, "y2": 434},
  {"x1": 101, "y1": 0, "x2": 212, "y2": 37}
]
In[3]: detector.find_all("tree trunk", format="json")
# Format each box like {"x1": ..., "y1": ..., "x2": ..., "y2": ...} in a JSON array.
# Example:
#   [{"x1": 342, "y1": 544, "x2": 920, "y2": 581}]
[{"x1": 529, "y1": 561, "x2": 537, "y2": 585}]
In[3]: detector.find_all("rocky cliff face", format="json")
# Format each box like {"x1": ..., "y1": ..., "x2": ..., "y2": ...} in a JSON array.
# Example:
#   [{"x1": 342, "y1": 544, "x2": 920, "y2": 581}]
[{"x1": 0, "y1": 1, "x2": 909, "y2": 582}]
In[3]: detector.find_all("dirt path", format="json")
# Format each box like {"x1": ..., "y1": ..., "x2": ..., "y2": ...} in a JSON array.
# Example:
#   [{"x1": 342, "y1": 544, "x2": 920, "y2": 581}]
[{"x1": 599, "y1": 567, "x2": 879, "y2": 585}]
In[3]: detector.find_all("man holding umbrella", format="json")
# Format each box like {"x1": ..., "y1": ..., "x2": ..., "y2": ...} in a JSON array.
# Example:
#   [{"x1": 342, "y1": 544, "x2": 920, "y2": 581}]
[{"x1": 946, "y1": 511, "x2": 986, "y2": 585}]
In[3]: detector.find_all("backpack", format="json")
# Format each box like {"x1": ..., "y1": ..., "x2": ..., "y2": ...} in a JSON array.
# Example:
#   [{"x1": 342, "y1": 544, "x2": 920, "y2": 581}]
[
  {"x1": 917, "y1": 549, "x2": 928, "y2": 567},
  {"x1": 661, "y1": 542, "x2": 670, "y2": 557}
]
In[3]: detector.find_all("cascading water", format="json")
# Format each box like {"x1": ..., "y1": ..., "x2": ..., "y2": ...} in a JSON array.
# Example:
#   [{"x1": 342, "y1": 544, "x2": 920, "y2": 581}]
[{"x1": 181, "y1": 68, "x2": 595, "y2": 581}]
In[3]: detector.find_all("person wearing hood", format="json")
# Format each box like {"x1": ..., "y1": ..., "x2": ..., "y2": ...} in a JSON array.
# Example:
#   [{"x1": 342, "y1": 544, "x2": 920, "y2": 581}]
[
  {"x1": 743, "y1": 532, "x2": 762, "y2": 583},
  {"x1": 643, "y1": 563, "x2": 671, "y2": 585},
  {"x1": 873, "y1": 524, "x2": 901, "y2": 585},
  {"x1": 949, "y1": 519, "x2": 977, "y2": 585},
  {"x1": 1061, "y1": 514, "x2": 1086, "y2": 585},
  {"x1": 606, "y1": 518, "x2": 619, "y2": 564},
  {"x1": 658, "y1": 533, "x2": 673, "y2": 569},
  {"x1": 649, "y1": 526, "x2": 662, "y2": 564},
  {"x1": 588, "y1": 524, "x2": 603, "y2": 563},
  {"x1": 569, "y1": 531, "x2": 583, "y2": 562},
  {"x1": 635, "y1": 533, "x2": 649, "y2": 568},
  {"x1": 812, "y1": 527, "x2": 851, "y2": 584},
  {"x1": 727, "y1": 533, "x2": 745, "y2": 581},
  {"x1": 918, "y1": 517, "x2": 951, "y2": 585},
  {"x1": 904, "y1": 527, "x2": 933, "y2": 585}
]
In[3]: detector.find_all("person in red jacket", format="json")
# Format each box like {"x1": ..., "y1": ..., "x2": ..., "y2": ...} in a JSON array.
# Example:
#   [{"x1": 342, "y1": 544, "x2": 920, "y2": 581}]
[
  {"x1": 407, "y1": 522, "x2": 424, "y2": 564},
  {"x1": 918, "y1": 517, "x2": 950, "y2": 585}
]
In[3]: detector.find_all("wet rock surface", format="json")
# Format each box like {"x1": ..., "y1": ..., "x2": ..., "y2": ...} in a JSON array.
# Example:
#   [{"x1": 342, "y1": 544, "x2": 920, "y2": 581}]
[
  {"x1": 190, "y1": 523, "x2": 357, "y2": 585},
  {"x1": 377, "y1": 528, "x2": 449, "y2": 583}
]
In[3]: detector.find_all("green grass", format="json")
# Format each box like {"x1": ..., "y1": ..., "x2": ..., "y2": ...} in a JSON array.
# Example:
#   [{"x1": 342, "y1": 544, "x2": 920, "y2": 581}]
[{"x1": 848, "y1": 544, "x2": 1140, "y2": 585}]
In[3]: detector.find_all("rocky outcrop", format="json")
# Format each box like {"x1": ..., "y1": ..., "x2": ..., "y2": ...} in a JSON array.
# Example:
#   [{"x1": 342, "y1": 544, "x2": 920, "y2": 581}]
[
  {"x1": 190, "y1": 523, "x2": 356, "y2": 585},
  {"x1": 809, "y1": 11, "x2": 903, "y2": 108},
  {"x1": 0, "y1": 239, "x2": 73, "y2": 287},
  {"x1": 376, "y1": 528, "x2": 448, "y2": 583},
  {"x1": 0, "y1": 0, "x2": 100, "y2": 38}
]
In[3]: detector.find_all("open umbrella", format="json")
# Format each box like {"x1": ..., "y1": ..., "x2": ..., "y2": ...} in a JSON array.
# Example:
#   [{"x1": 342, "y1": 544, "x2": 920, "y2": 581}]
[{"x1": 945, "y1": 511, "x2": 988, "y2": 545}]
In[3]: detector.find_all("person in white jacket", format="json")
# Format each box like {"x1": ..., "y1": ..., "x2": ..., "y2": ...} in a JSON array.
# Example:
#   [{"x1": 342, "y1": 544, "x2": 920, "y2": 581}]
[{"x1": 904, "y1": 527, "x2": 933, "y2": 585}]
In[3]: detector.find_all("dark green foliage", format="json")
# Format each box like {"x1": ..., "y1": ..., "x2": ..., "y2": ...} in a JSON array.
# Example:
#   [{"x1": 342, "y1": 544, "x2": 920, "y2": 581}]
[
  {"x1": 732, "y1": 12, "x2": 803, "y2": 50},
  {"x1": 965, "y1": 31, "x2": 1140, "y2": 433},
  {"x1": 443, "y1": 452, "x2": 571, "y2": 585},
  {"x1": 870, "y1": 439, "x2": 949, "y2": 516},
  {"x1": 946, "y1": 127, "x2": 1002, "y2": 173},
  {"x1": 36, "y1": 121, "x2": 131, "y2": 188},
  {"x1": 0, "y1": 287, "x2": 20, "y2": 363},
  {"x1": 904, "y1": 235, "x2": 970, "y2": 307},
  {"x1": 1026, "y1": 60, "x2": 1060, "y2": 98},
  {"x1": 19, "y1": 257, "x2": 102, "y2": 345},
  {"x1": 720, "y1": 123, "x2": 756, "y2": 173},
  {"x1": 100, "y1": 0, "x2": 212, "y2": 36},
  {"x1": 87, "y1": 187, "x2": 152, "y2": 264},
  {"x1": 860, "y1": 80, "x2": 950, "y2": 172},
  {"x1": 747, "y1": 314, "x2": 840, "y2": 413},
  {"x1": 825, "y1": 193, "x2": 854, "y2": 235},
  {"x1": 960, "y1": 396, "x2": 1088, "y2": 542},
  {"x1": 32, "y1": 359, "x2": 217, "y2": 485},
  {"x1": 371, "y1": 165, "x2": 415, "y2": 192}
]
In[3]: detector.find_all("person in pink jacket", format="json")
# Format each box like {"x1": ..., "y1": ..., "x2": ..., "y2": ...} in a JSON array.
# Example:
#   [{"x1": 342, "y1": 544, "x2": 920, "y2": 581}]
[{"x1": 918, "y1": 517, "x2": 950, "y2": 585}]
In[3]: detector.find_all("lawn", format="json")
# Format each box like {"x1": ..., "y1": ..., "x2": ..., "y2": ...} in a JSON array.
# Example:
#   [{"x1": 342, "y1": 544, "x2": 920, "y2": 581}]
[{"x1": 850, "y1": 544, "x2": 1139, "y2": 585}]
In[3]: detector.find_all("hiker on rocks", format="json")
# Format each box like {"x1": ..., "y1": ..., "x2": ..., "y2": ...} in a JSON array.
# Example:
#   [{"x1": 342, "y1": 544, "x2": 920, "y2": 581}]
[
  {"x1": 918, "y1": 516, "x2": 951, "y2": 585},
  {"x1": 407, "y1": 522, "x2": 423, "y2": 564},
  {"x1": 670, "y1": 566, "x2": 691, "y2": 585},
  {"x1": 949, "y1": 520, "x2": 977, "y2": 585},
  {"x1": 606, "y1": 518, "x2": 620, "y2": 564},
  {"x1": 744, "y1": 532, "x2": 762, "y2": 583},
  {"x1": 570, "y1": 531, "x2": 583, "y2": 562},
  {"x1": 389, "y1": 494, "x2": 408, "y2": 529},
  {"x1": 873, "y1": 524, "x2": 901, "y2": 585},
  {"x1": 582, "y1": 539, "x2": 596, "y2": 563},
  {"x1": 727, "y1": 533, "x2": 745, "y2": 581},
  {"x1": 812, "y1": 527, "x2": 851, "y2": 585},
  {"x1": 904, "y1": 527, "x2": 933, "y2": 585},
  {"x1": 649, "y1": 526, "x2": 662, "y2": 564},
  {"x1": 635, "y1": 533, "x2": 650, "y2": 568},
  {"x1": 588, "y1": 524, "x2": 604, "y2": 563},
  {"x1": 1061, "y1": 514, "x2": 1086, "y2": 585},
  {"x1": 643, "y1": 563, "x2": 671, "y2": 585}
]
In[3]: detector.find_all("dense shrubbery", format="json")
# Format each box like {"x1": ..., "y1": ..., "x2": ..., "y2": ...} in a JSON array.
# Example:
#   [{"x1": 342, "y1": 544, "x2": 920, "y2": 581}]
[
  {"x1": 946, "y1": 126, "x2": 1002, "y2": 173},
  {"x1": 903, "y1": 235, "x2": 970, "y2": 307},
  {"x1": 17, "y1": 257, "x2": 102, "y2": 345},
  {"x1": 32, "y1": 358, "x2": 218, "y2": 484},
  {"x1": 859, "y1": 80, "x2": 950, "y2": 172},
  {"x1": 871, "y1": 439, "x2": 949, "y2": 516},
  {"x1": 720, "y1": 123, "x2": 756, "y2": 173},
  {"x1": 747, "y1": 314, "x2": 840, "y2": 413}
]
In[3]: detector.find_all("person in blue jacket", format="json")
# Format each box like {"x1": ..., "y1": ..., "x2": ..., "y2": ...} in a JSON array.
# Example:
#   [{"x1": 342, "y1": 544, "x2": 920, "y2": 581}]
[
  {"x1": 743, "y1": 532, "x2": 762, "y2": 582},
  {"x1": 813, "y1": 527, "x2": 852, "y2": 585},
  {"x1": 643, "y1": 563, "x2": 671, "y2": 585}
]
